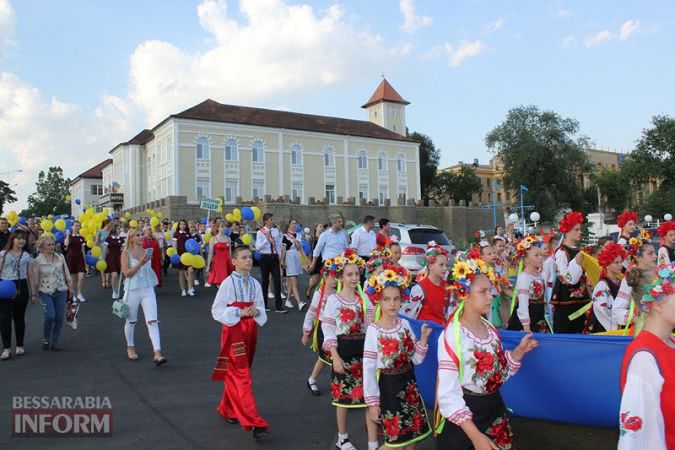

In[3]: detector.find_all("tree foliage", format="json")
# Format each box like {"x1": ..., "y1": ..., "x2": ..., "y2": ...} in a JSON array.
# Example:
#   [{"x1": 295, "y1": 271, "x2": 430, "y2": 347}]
[
  {"x1": 485, "y1": 105, "x2": 591, "y2": 220},
  {"x1": 591, "y1": 168, "x2": 632, "y2": 213},
  {"x1": 0, "y1": 180, "x2": 18, "y2": 216},
  {"x1": 409, "y1": 131, "x2": 440, "y2": 205},
  {"x1": 26, "y1": 167, "x2": 71, "y2": 217},
  {"x1": 429, "y1": 166, "x2": 482, "y2": 204}
]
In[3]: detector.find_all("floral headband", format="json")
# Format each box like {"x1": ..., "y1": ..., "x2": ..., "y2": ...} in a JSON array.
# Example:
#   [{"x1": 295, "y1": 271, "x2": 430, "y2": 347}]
[
  {"x1": 366, "y1": 248, "x2": 391, "y2": 272},
  {"x1": 332, "y1": 248, "x2": 366, "y2": 274},
  {"x1": 626, "y1": 229, "x2": 653, "y2": 259},
  {"x1": 422, "y1": 241, "x2": 450, "y2": 266},
  {"x1": 321, "y1": 257, "x2": 340, "y2": 278},
  {"x1": 559, "y1": 211, "x2": 584, "y2": 234},
  {"x1": 598, "y1": 243, "x2": 627, "y2": 268},
  {"x1": 512, "y1": 234, "x2": 543, "y2": 262},
  {"x1": 449, "y1": 255, "x2": 497, "y2": 300},
  {"x1": 641, "y1": 264, "x2": 675, "y2": 309},
  {"x1": 657, "y1": 221, "x2": 675, "y2": 238},
  {"x1": 617, "y1": 210, "x2": 638, "y2": 229},
  {"x1": 365, "y1": 265, "x2": 412, "y2": 304}
]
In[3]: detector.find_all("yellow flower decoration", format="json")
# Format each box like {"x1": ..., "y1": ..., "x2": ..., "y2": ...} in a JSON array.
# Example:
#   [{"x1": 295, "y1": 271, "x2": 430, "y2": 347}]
[
  {"x1": 476, "y1": 259, "x2": 488, "y2": 274},
  {"x1": 452, "y1": 261, "x2": 469, "y2": 280},
  {"x1": 629, "y1": 237, "x2": 638, "y2": 246}
]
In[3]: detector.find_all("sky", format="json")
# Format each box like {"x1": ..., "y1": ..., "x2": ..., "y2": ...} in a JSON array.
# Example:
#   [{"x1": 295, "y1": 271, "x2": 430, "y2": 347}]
[{"x1": 1, "y1": 0, "x2": 674, "y2": 211}]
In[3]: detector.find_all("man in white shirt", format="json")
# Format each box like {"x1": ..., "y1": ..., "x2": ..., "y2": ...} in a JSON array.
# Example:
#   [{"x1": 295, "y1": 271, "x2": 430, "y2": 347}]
[
  {"x1": 308, "y1": 214, "x2": 348, "y2": 274},
  {"x1": 255, "y1": 213, "x2": 286, "y2": 314}
]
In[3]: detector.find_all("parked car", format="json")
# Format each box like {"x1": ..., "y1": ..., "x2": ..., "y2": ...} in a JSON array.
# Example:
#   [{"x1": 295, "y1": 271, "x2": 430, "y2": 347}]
[{"x1": 348, "y1": 223, "x2": 455, "y2": 275}]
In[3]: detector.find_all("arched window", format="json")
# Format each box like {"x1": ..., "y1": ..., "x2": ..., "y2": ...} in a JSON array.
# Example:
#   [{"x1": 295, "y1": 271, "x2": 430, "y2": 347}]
[
  {"x1": 225, "y1": 138, "x2": 238, "y2": 161},
  {"x1": 196, "y1": 137, "x2": 210, "y2": 160},
  {"x1": 358, "y1": 150, "x2": 368, "y2": 169},
  {"x1": 291, "y1": 144, "x2": 303, "y2": 166},
  {"x1": 324, "y1": 146, "x2": 335, "y2": 167},
  {"x1": 397, "y1": 154, "x2": 406, "y2": 173},
  {"x1": 252, "y1": 140, "x2": 264, "y2": 163},
  {"x1": 378, "y1": 153, "x2": 386, "y2": 171}
]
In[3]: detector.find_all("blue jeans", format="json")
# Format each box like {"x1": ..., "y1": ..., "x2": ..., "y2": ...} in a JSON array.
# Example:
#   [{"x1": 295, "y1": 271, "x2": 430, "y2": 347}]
[{"x1": 40, "y1": 291, "x2": 67, "y2": 346}]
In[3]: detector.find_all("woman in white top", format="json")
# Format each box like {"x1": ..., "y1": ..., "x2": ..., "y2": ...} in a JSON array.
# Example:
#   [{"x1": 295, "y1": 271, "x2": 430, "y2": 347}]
[
  {"x1": 281, "y1": 219, "x2": 305, "y2": 311},
  {"x1": 31, "y1": 235, "x2": 72, "y2": 351},
  {"x1": 121, "y1": 228, "x2": 167, "y2": 365},
  {"x1": 0, "y1": 230, "x2": 34, "y2": 360}
]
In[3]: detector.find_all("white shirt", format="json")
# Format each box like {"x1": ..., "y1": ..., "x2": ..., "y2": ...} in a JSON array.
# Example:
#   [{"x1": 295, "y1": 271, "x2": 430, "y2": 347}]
[
  {"x1": 211, "y1": 272, "x2": 267, "y2": 327},
  {"x1": 554, "y1": 247, "x2": 584, "y2": 285},
  {"x1": 302, "y1": 287, "x2": 334, "y2": 334},
  {"x1": 321, "y1": 292, "x2": 373, "y2": 351},
  {"x1": 255, "y1": 226, "x2": 282, "y2": 255},
  {"x1": 515, "y1": 271, "x2": 544, "y2": 327},
  {"x1": 313, "y1": 228, "x2": 349, "y2": 260},
  {"x1": 657, "y1": 246, "x2": 672, "y2": 266},
  {"x1": 591, "y1": 278, "x2": 625, "y2": 331},
  {"x1": 350, "y1": 226, "x2": 376, "y2": 256},
  {"x1": 609, "y1": 278, "x2": 635, "y2": 328}
]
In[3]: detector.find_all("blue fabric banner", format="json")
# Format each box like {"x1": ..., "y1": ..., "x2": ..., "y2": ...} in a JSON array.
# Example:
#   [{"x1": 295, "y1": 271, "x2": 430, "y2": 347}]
[{"x1": 405, "y1": 317, "x2": 631, "y2": 428}]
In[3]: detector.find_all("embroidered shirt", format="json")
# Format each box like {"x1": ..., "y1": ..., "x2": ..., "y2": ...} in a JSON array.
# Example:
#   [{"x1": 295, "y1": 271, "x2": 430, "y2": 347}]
[
  {"x1": 321, "y1": 292, "x2": 373, "y2": 351},
  {"x1": 515, "y1": 271, "x2": 545, "y2": 326},
  {"x1": 211, "y1": 272, "x2": 267, "y2": 327}
]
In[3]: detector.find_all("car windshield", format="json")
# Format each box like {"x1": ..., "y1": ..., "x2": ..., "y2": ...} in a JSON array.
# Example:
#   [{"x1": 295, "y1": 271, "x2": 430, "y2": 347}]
[{"x1": 407, "y1": 228, "x2": 450, "y2": 245}]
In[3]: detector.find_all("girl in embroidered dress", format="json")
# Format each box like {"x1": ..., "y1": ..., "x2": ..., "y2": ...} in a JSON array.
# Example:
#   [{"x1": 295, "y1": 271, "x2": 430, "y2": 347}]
[
  {"x1": 507, "y1": 235, "x2": 548, "y2": 333},
  {"x1": 301, "y1": 257, "x2": 339, "y2": 396},
  {"x1": 617, "y1": 210, "x2": 639, "y2": 248},
  {"x1": 591, "y1": 243, "x2": 627, "y2": 332},
  {"x1": 551, "y1": 211, "x2": 590, "y2": 333},
  {"x1": 401, "y1": 243, "x2": 452, "y2": 325},
  {"x1": 618, "y1": 263, "x2": 675, "y2": 450},
  {"x1": 436, "y1": 256, "x2": 538, "y2": 450},
  {"x1": 657, "y1": 221, "x2": 675, "y2": 266},
  {"x1": 322, "y1": 249, "x2": 377, "y2": 450},
  {"x1": 364, "y1": 266, "x2": 432, "y2": 449}
]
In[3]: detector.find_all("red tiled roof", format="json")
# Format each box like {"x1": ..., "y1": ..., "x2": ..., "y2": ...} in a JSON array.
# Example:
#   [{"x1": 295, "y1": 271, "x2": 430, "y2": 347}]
[
  {"x1": 361, "y1": 79, "x2": 410, "y2": 109},
  {"x1": 169, "y1": 99, "x2": 415, "y2": 142},
  {"x1": 127, "y1": 129, "x2": 154, "y2": 145},
  {"x1": 73, "y1": 159, "x2": 112, "y2": 181}
]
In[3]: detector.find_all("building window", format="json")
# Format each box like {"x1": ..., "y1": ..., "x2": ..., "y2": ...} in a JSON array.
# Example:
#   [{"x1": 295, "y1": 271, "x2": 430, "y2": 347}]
[
  {"x1": 325, "y1": 185, "x2": 336, "y2": 204},
  {"x1": 378, "y1": 187, "x2": 388, "y2": 206},
  {"x1": 378, "y1": 153, "x2": 386, "y2": 171},
  {"x1": 252, "y1": 140, "x2": 264, "y2": 163},
  {"x1": 252, "y1": 181, "x2": 264, "y2": 200},
  {"x1": 196, "y1": 178, "x2": 210, "y2": 200},
  {"x1": 291, "y1": 144, "x2": 303, "y2": 166},
  {"x1": 225, "y1": 138, "x2": 238, "y2": 162},
  {"x1": 90, "y1": 185, "x2": 103, "y2": 195},
  {"x1": 359, "y1": 183, "x2": 368, "y2": 202},
  {"x1": 324, "y1": 147, "x2": 335, "y2": 167},
  {"x1": 506, "y1": 192, "x2": 511, "y2": 201},
  {"x1": 497, "y1": 193, "x2": 502, "y2": 203},
  {"x1": 196, "y1": 137, "x2": 210, "y2": 160},
  {"x1": 358, "y1": 151, "x2": 368, "y2": 169},
  {"x1": 397, "y1": 155, "x2": 406, "y2": 173},
  {"x1": 292, "y1": 183, "x2": 303, "y2": 201},
  {"x1": 225, "y1": 180, "x2": 238, "y2": 204}
]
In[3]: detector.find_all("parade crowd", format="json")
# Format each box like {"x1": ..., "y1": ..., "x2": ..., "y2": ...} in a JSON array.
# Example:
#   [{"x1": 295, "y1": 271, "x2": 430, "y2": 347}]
[{"x1": 0, "y1": 207, "x2": 673, "y2": 450}]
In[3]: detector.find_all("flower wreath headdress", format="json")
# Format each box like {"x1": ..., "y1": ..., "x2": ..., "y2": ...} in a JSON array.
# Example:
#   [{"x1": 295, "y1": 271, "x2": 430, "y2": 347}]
[
  {"x1": 321, "y1": 257, "x2": 341, "y2": 278},
  {"x1": 558, "y1": 211, "x2": 584, "y2": 234},
  {"x1": 626, "y1": 228, "x2": 653, "y2": 260},
  {"x1": 512, "y1": 234, "x2": 543, "y2": 264},
  {"x1": 422, "y1": 241, "x2": 450, "y2": 267},
  {"x1": 449, "y1": 254, "x2": 497, "y2": 301},
  {"x1": 657, "y1": 221, "x2": 675, "y2": 239},
  {"x1": 641, "y1": 264, "x2": 675, "y2": 310},
  {"x1": 332, "y1": 248, "x2": 366, "y2": 274},
  {"x1": 365, "y1": 264, "x2": 413, "y2": 305}
]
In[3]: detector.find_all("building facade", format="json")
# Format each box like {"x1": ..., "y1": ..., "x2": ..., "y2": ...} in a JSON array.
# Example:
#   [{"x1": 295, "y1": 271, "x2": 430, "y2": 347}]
[
  {"x1": 68, "y1": 159, "x2": 111, "y2": 216},
  {"x1": 94, "y1": 80, "x2": 421, "y2": 214}
]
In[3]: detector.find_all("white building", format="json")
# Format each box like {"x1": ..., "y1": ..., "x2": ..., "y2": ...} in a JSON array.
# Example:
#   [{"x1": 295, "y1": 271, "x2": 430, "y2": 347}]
[{"x1": 68, "y1": 159, "x2": 111, "y2": 216}]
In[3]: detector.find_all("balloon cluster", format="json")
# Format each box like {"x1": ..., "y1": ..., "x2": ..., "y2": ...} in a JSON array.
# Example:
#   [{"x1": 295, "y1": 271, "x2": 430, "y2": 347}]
[{"x1": 224, "y1": 206, "x2": 261, "y2": 223}]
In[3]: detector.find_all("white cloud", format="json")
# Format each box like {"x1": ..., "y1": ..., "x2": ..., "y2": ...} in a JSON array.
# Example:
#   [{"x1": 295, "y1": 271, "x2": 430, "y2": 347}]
[
  {"x1": 391, "y1": 42, "x2": 414, "y2": 56},
  {"x1": 485, "y1": 17, "x2": 506, "y2": 33},
  {"x1": 585, "y1": 30, "x2": 613, "y2": 47},
  {"x1": 0, "y1": 0, "x2": 15, "y2": 53},
  {"x1": 561, "y1": 35, "x2": 575, "y2": 47},
  {"x1": 444, "y1": 40, "x2": 486, "y2": 67},
  {"x1": 399, "y1": 0, "x2": 432, "y2": 33},
  {"x1": 130, "y1": 0, "x2": 392, "y2": 124},
  {"x1": 556, "y1": 9, "x2": 573, "y2": 17},
  {"x1": 619, "y1": 20, "x2": 640, "y2": 40}
]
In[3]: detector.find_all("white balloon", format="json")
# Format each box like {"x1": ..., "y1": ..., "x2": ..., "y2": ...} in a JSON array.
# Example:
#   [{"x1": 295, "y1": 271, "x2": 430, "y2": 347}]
[
  {"x1": 644, "y1": 215, "x2": 653, "y2": 223},
  {"x1": 665, "y1": 213, "x2": 673, "y2": 221},
  {"x1": 303, "y1": 227, "x2": 310, "y2": 234},
  {"x1": 508, "y1": 213, "x2": 519, "y2": 223},
  {"x1": 530, "y1": 212, "x2": 541, "y2": 222}
]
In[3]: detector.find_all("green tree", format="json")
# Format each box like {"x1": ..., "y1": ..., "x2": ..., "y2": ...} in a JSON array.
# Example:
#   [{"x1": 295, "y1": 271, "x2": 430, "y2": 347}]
[
  {"x1": 26, "y1": 167, "x2": 71, "y2": 217},
  {"x1": 485, "y1": 105, "x2": 591, "y2": 220},
  {"x1": 592, "y1": 168, "x2": 632, "y2": 212},
  {"x1": 429, "y1": 166, "x2": 482, "y2": 204},
  {"x1": 409, "y1": 131, "x2": 440, "y2": 206},
  {"x1": 0, "y1": 180, "x2": 18, "y2": 216}
]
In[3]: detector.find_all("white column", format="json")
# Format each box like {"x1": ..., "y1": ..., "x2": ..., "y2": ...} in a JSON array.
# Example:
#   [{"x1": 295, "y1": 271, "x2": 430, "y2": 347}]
[
  {"x1": 414, "y1": 144, "x2": 421, "y2": 201},
  {"x1": 278, "y1": 131, "x2": 284, "y2": 196},
  {"x1": 343, "y1": 138, "x2": 350, "y2": 199},
  {"x1": 174, "y1": 122, "x2": 180, "y2": 196}
]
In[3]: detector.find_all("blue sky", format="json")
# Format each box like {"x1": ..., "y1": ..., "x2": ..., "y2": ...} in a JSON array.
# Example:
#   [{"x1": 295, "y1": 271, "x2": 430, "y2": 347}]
[{"x1": 1, "y1": 0, "x2": 674, "y2": 210}]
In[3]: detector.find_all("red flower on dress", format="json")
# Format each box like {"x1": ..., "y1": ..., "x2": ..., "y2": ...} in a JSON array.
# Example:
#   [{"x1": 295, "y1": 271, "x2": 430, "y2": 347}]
[
  {"x1": 402, "y1": 332, "x2": 415, "y2": 354},
  {"x1": 350, "y1": 385, "x2": 363, "y2": 401},
  {"x1": 393, "y1": 353, "x2": 409, "y2": 368},
  {"x1": 404, "y1": 383, "x2": 418, "y2": 406},
  {"x1": 621, "y1": 412, "x2": 643, "y2": 432},
  {"x1": 496, "y1": 347, "x2": 507, "y2": 368},
  {"x1": 473, "y1": 350, "x2": 495, "y2": 376},
  {"x1": 532, "y1": 281, "x2": 543, "y2": 297},
  {"x1": 383, "y1": 415, "x2": 400, "y2": 437},
  {"x1": 331, "y1": 382, "x2": 343, "y2": 399},
  {"x1": 350, "y1": 361, "x2": 363, "y2": 379},
  {"x1": 411, "y1": 411, "x2": 424, "y2": 431},
  {"x1": 487, "y1": 416, "x2": 512, "y2": 448},
  {"x1": 340, "y1": 308, "x2": 356, "y2": 323},
  {"x1": 349, "y1": 323, "x2": 362, "y2": 334},
  {"x1": 380, "y1": 337, "x2": 400, "y2": 357},
  {"x1": 485, "y1": 370, "x2": 503, "y2": 393}
]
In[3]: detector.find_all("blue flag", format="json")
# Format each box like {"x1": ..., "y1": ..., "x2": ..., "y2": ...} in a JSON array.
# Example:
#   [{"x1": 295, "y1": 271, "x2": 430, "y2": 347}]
[{"x1": 520, "y1": 184, "x2": 528, "y2": 192}]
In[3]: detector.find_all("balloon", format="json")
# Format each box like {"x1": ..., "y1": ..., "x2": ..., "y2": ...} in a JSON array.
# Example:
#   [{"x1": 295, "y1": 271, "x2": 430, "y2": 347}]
[
  {"x1": 253, "y1": 251, "x2": 261, "y2": 261},
  {"x1": 180, "y1": 252, "x2": 194, "y2": 266},
  {"x1": 91, "y1": 246, "x2": 102, "y2": 258},
  {"x1": 124, "y1": 212, "x2": 131, "y2": 219},
  {"x1": 0, "y1": 280, "x2": 17, "y2": 299},
  {"x1": 146, "y1": 209, "x2": 153, "y2": 215},
  {"x1": 302, "y1": 240, "x2": 311, "y2": 255},
  {"x1": 251, "y1": 206, "x2": 261, "y2": 221},
  {"x1": 224, "y1": 228, "x2": 231, "y2": 237},
  {"x1": 120, "y1": 218, "x2": 127, "y2": 223},
  {"x1": 164, "y1": 231, "x2": 173, "y2": 241},
  {"x1": 185, "y1": 239, "x2": 200, "y2": 255},
  {"x1": 86, "y1": 239, "x2": 95, "y2": 248},
  {"x1": 55, "y1": 231, "x2": 65, "y2": 243},
  {"x1": 66, "y1": 195, "x2": 72, "y2": 201},
  {"x1": 192, "y1": 255, "x2": 206, "y2": 269},
  {"x1": 85, "y1": 255, "x2": 98, "y2": 266},
  {"x1": 204, "y1": 233, "x2": 212, "y2": 244},
  {"x1": 86, "y1": 208, "x2": 95, "y2": 217},
  {"x1": 102, "y1": 208, "x2": 110, "y2": 215},
  {"x1": 157, "y1": 212, "x2": 163, "y2": 219},
  {"x1": 167, "y1": 247, "x2": 177, "y2": 257},
  {"x1": 18, "y1": 217, "x2": 27, "y2": 225},
  {"x1": 96, "y1": 260, "x2": 108, "y2": 272},
  {"x1": 201, "y1": 217, "x2": 208, "y2": 225},
  {"x1": 241, "y1": 207, "x2": 254, "y2": 221},
  {"x1": 40, "y1": 219, "x2": 54, "y2": 231},
  {"x1": 64, "y1": 219, "x2": 73, "y2": 229},
  {"x1": 75, "y1": 199, "x2": 81, "y2": 205},
  {"x1": 55, "y1": 219, "x2": 66, "y2": 231},
  {"x1": 233, "y1": 208, "x2": 242, "y2": 220},
  {"x1": 295, "y1": 224, "x2": 303, "y2": 233},
  {"x1": 172, "y1": 223, "x2": 178, "y2": 231},
  {"x1": 304, "y1": 227, "x2": 310, "y2": 234},
  {"x1": 129, "y1": 220, "x2": 138, "y2": 228},
  {"x1": 225, "y1": 213, "x2": 235, "y2": 222},
  {"x1": 41, "y1": 231, "x2": 54, "y2": 239},
  {"x1": 170, "y1": 254, "x2": 180, "y2": 265},
  {"x1": 150, "y1": 217, "x2": 159, "y2": 227},
  {"x1": 241, "y1": 234, "x2": 252, "y2": 245}
]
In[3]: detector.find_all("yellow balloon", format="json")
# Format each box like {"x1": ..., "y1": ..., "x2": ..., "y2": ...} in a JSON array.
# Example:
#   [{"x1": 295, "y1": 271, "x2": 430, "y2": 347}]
[
  {"x1": 146, "y1": 209, "x2": 153, "y2": 215},
  {"x1": 166, "y1": 247, "x2": 177, "y2": 257},
  {"x1": 41, "y1": 231, "x2": 54, "y2": 239},
  {"x1": 180, "y1": 252, "x2": 193, "y2": 266},
  {"x1": 172, "y1": 222, "x2": 178, "y2": 231},
  {"x1": 192, "y1": 255, "x2": 206, "y2": 269},
  {"x1": 251, "y1": 206, "x2": 261, "y2": 221},
  {"x1": 66, "y1": 195, "x2": 72, "y2": 201},
  {"x1": 216, "y1": 206, "x2": 223, "y2": 213},
  {"x1": 129, "y1": 220, "x2": 138, "y2": 228},
  {"x1": 102, "y1": 208, "x2": 110, "y2": 215},
  {"x1": 7, "y1": 217, "x2": 17, "y2": 226},
  {"x1": 86, "y1": 208, "x2": 95, "y2": 217},
  {"x1": 48, "y1": 214, "x2": 53, "y2": 220},
  {"x1": 54, "y1": 219, "x2": 66, "y2": 231},
  {"x1": 225, "y1": 213, "x2": 235, "y2": 222},
  {"x1": 95, "y1": 260, "x2": 107, "y2": 272},
  {"x1": 41, "y1": 220, "x2": 54, "y2": 231},
  {"x1": 86, "y1": 239, "x2": 95, "y2": 248},
  {"x1": 91, "y1": 246, "x2": 102, "y2": 258},
  {"x1": 150, "y1": 217, "x2": 159, "y2": 227},
  {"x1": 157, "y1": 212, "x2": 163, "y2": 219},
  {"x1": 241, "y1": 234, "x2": 252, "y2": 246},
  {"x1": 120, "y1": 217, "x2": 127, "y2": 223},
  {"x1": 164, "y1": 231, "x2": 173, "y2": 240},
  {"x1": 77, "y1": 214, "x2": 86, "y2": 223},
  {"x1": 204, "y1": 233, "x2": 212, "y2": 244},
  {"x1": 124, "y1": 212, "x2": 131, "y2": 219},
  {"x1": 233, "y1": 208, "x2": 242, "y2": 220}
]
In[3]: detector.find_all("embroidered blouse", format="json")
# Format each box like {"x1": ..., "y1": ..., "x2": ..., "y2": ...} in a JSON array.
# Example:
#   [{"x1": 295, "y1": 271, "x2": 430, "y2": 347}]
[
  {"x1": 302, "y1": 287, "x2": 333, "y2": 335},
  {"x1": 607, "y1": 278, "x2": 635, "y2": 328},
  {"x1": 591, "y1": 278, "x2": 625, "y2": 331},
  {"x1": 363, "y1": 318, "x2": 428, "y2": 406},
  {"x1": 211, "y1": 272, "x2": 267, "y2": 327},
  {"x1": 321, "y1": 292, "x2": 373, "y2": 351},
  {"x1": 437, "y1": 322, "x2": 521, "y2": 425},
  {"x1": 554, "y1": 247, "x2": 584, "y2": 286},
  {"x1": 515, "y1": 271, "x2": 545, "y2": 326}
]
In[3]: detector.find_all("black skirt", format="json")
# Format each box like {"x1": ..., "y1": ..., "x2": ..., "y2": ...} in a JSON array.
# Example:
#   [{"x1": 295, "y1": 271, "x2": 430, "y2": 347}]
[
  {"x1": 379, "y1": 366, "x2": 432, "y2": 446},
  {"x1": 436, "y1": 390, "x2": 514, "y2": 450},
  {"x1": 330, "y1": 334, "x2": 366, "y2": 408},
  {"x1": 311, "y1": 322, "x2": 331, "y2": 365},
  {"x1": 507, "y1": 301, "x2": 549, "y2": 333}
]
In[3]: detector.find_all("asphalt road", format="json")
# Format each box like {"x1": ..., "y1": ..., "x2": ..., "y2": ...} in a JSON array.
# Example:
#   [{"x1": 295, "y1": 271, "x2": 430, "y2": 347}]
[{"x1": 0, "y1": 270, "x2": 619, "y2": 449}]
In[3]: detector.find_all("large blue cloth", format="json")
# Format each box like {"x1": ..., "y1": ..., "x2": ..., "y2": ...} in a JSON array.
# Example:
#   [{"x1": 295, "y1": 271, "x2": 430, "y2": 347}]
[{"x1": 406, "y1": 317, "x2": 630, "y2": 428}]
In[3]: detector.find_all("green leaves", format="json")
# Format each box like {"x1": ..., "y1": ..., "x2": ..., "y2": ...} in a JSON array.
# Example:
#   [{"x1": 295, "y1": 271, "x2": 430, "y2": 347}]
[
  {"x1": 409, "y1": 131, "x2": 440, "y2": 205},
  {"x1": 0, "y1": 180, "x2": 18, "y2": 216},
  {"x1": 429, "y1": 166, "x2": 482, "y2": 204},
  {"x1": 26, "y1": 166, "x2": 71, "y2": 217}
]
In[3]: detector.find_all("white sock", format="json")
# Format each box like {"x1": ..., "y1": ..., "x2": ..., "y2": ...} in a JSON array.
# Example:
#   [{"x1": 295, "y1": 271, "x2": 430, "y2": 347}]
[
  {"x1": 308, "y1": 377, "x2": 316, "y2": 384},
  {"x1": 368, "y1": 441, "x2": 379, "y2": 450},
  {"x1": 338, "y1": 433, "x2": 348, "y2": 442}
]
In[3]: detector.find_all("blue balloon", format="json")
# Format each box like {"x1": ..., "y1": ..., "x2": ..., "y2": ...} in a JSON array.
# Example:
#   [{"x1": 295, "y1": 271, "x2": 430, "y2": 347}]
[
  {"x1": 201, "y1": 217, "x2": 208, "y2": 225},
  {"x1": 18, "y1": 217, "x2": 27, "y2": 225},
  {"x1": 65, "y1": 219, "x2": 73, "y2": 229},
  {"x1": 55, "y1": 231, "x2": 65, "y2": 243},
  {"x1": 241, "y1": 207, "x2": 254, "y2": 221},
  {"x1": 224, "y1": 228, "x2": 231, "y2": 237},
  {"x1": 75, "y1": 199, "x2": 81, "y2": 205},
  {"x1": 170, "y1": 254, "x2": 180, "y2": 265},
  {"x1": 85, "y1": 255, "x2": 98, "y2": 266},
  {"x1": 295, "y1": 224, "x2": 303, "y2": 233},
  {"x1": 185, "y1": 238, "x2": 200, "y2": 255},
  {"x1": 0, "y1": 280, "x2": 17, "y2": 299},
  {"x1": 301, "y1": 239, "x2": 311, "y2": 255},
  {"x1": 253, "y1": 251, "x2": 261, "y2": 261},
  {"x1": 9, "y1": 226, "x2": 15, "y2": 232}
]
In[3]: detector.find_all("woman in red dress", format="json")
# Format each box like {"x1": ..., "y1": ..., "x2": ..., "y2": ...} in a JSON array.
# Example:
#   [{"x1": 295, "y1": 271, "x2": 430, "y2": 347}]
[
  {"x1": 206, "y1": 223, "x2": 234, "y2": 287},
  {"x1": 143, "y1": 225, "x2": 162, "y2": 289},
  {"x1": 105, "y1": 222, "x2": 125, "y2": 299},
  {"x1": 64, "y1": 220, "x2": 87, "y2": 303}
]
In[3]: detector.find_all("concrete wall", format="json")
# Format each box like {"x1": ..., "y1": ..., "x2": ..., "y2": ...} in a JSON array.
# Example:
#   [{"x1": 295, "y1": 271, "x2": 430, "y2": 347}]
[{"x1": 124, "y1": 196, "x2": 504, "y2": 242}]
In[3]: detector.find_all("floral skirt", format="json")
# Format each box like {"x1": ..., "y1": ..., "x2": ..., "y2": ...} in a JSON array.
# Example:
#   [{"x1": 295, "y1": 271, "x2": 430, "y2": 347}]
[
  {"x1": 507, "y1": 302, "x2": 550, "y2": 333},
  {"x1": 379, "y1": 366, "x2": 431, "y2": 447},
  {"x1": 436, "y1": 389, "x2": 513, "y2": 450},
  {"x1": 330, "y1": 334, "x2": 366, "y2": 408},
  {"x1": 311, "y1": 322, "x2": 332, "y2": 365}
]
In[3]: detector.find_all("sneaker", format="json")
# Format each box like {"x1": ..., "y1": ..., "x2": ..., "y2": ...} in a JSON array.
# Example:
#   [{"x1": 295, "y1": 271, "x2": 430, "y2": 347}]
[
  {"x1": 274, "y1": 309, "x2": 288, "y2": 314},
  {"x1": 204, "y1": 282, "x2": 212, "y2": 288},
  {"x1": 187, "y1": 288, "x2": 195, "y2": 297},
  {"x1": 77, "y1": 294, "x2": 87, "y2": 303},
  {"x1": 194, "y1": 280, "x2": 200, "y2": 286},
  {"x1": 267, "y1": 292, "x2": 274, "y2": 299},
  {"x1": 281, "y1": 292, "x2": 287, "y2": 299},
  {"x1": 0, "y1": 349, "x2": 10, "y2": 361},
  {"x1": 67, "y1": 318, "x2": 78, "y2": 330},
  {"x1": 181, "y1": 290, "x2": 187, "y2": 297},
  {"x1": 336, "y1": 437, "x2": 357, "y2": 450},
  {"x1": 298, "y1": 301, "x2": 307, "y2": 311},
  {"x1": 285, "y1": 299, "x2": 294, "y2": 309},
  {"x1": 15, "y1": 347, "x2": 24, "y2": 356}
]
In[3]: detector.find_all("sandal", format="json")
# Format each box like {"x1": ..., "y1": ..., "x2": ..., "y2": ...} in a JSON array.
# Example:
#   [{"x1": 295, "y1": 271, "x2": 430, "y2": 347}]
[
  {"x1": 306, "y1": 380, "x2": 321, "y2": 396},
  {"x1": 127, "y1": 349, "x2": 139, "y2": 361},
  {"x1": 154, "y1": 356, "x2": 167, "y2": 366}
]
